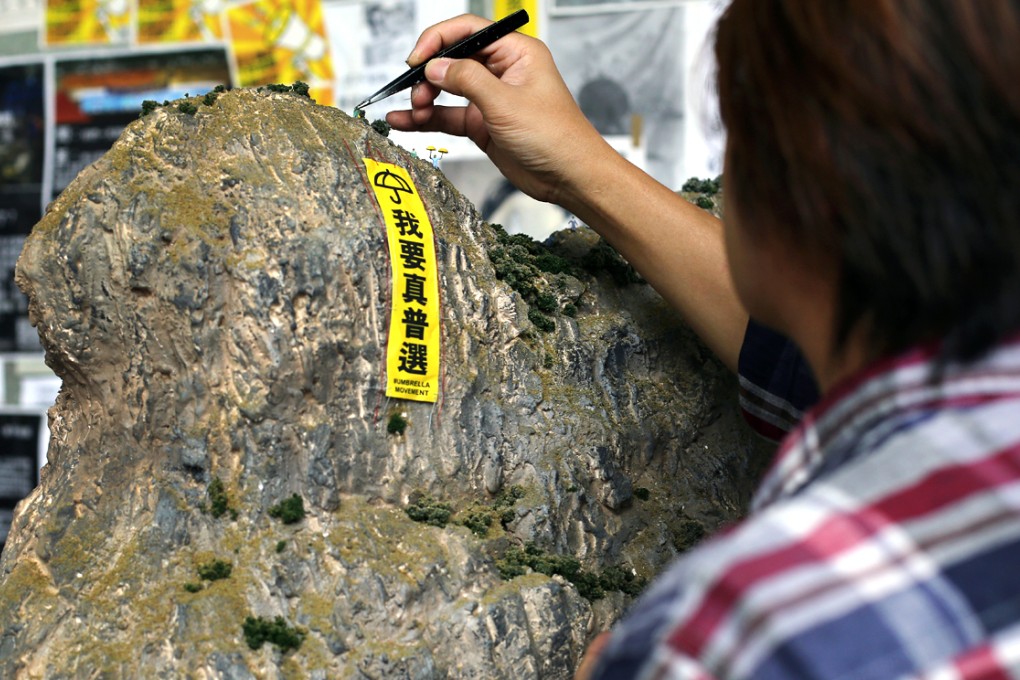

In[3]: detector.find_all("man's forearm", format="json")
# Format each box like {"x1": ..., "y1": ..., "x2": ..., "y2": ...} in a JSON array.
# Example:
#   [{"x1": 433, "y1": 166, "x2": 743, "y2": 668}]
[{"x1": 556, "y1": 142, "x2": 748, "y2": 371}]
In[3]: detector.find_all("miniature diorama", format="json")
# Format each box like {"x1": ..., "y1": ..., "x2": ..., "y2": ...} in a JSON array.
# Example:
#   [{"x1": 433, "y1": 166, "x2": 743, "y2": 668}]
[{"x1": 0, "y1": 86, "x2": 763, "y2": 677}]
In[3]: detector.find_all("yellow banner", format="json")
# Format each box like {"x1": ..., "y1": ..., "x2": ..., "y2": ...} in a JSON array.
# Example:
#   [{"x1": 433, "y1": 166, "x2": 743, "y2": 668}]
[
  {"x1": 494, "y1": 0, "x2": 538, "y2": 38},
  {"x1": 364, "y1": 159, "x2": 441, "y2": 404}
]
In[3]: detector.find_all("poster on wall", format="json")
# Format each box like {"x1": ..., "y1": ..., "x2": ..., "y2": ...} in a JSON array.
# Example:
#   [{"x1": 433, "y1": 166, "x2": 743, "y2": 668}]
[
  {"x1": 0, "y1": 411, "x2": 44, "y2": 551},
  {"x1": 44, "y1": 0, "x2": 133, "y2": 45},
  {"x1": 547, "y1": 7, "x2": 686, "y2": 187},
  {"x1": 137, "y1": 0, "x2": 225, "y2": 44},
  {"x1": 52, "y1": 47, "x2": 231, "y2": 200},
  {"x1": 0, "y1": 62, "x2": 45, "y2": 352},
  {"x1": 225, "y1": 0, "x2": 334, "y2": 103},
  {"x1": 325, "y1": 0, "x2": 417, "y2": 111}
]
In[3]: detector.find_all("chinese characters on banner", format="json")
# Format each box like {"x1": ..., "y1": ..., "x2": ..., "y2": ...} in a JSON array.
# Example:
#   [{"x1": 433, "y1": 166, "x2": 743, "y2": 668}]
[{"x1": 363, "y1": 159, "x2": 440, "y2": 404}]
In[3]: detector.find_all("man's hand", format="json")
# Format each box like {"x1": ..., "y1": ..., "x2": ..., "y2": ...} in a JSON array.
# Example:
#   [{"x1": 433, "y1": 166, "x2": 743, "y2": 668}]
[{"x1": 386, "y1": 14, "x2": 612, "y2": 207}]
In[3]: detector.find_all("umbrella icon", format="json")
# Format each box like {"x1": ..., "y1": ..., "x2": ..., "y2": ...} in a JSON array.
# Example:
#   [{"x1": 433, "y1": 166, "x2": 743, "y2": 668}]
[{"x1": 373, "y1": 168, "x2": 414, "y2": 204}]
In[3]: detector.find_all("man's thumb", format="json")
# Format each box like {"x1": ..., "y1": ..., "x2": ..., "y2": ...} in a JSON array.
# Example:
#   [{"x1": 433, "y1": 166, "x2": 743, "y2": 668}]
[{"x1": 425, "y1": 58, "x2": 502, "y2": 108}]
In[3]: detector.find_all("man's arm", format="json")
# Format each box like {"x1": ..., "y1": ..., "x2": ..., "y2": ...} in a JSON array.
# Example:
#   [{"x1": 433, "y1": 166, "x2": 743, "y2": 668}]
[{"x1": 387, "y1": 14, "x2": 747, "y2": 371}]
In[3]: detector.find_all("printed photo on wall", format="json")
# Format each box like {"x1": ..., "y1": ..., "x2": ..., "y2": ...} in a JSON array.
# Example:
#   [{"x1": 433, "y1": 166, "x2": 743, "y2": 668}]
[
  {"x1": 547, "y1": 7, "x2": 686, "y2": 188},
  {"x1": 52, "y1": 48, "x2": 231, "y2": 198},
  {"x1": 137, "y1": 0, "x2": 226, "y2": 44},
  {"x1": 326, "y1": 0, "x2": 417, "y2": 111},
  {"x1": 225, "y1": 0, "x2": 334, "y2": 103},
  {"x1": 44, "y1": 0, "x2": 132, "y2": 45}
]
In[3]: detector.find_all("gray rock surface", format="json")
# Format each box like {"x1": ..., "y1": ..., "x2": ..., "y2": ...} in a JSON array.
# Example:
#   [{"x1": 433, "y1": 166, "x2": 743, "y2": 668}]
[{"x1": 0, "y1": 87, "x2": 766, "y2": 678}]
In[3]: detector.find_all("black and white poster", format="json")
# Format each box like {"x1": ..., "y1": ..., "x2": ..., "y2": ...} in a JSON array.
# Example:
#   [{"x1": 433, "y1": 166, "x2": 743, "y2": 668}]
[
  {"x1": 326, "y1": 0, "x2": 419, "y2": 110},
  {"x1": 548, "y1": 7, "x2": 687, "y2": 188}
]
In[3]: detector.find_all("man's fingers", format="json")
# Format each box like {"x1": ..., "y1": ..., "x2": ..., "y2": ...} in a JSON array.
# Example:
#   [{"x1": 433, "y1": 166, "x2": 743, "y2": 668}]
[
  {"x1": 406, "y1": 14, "x2": 495, "y2": 66},
  {"x1": 410, "y1": 81, "x2": 442, "y2": 110},
  {"x1": 425, "y1": 58, "x2": 507, "y2": 116},
  {"x1": 386, "y1": 105, "x2": 471, "y2": 138}
]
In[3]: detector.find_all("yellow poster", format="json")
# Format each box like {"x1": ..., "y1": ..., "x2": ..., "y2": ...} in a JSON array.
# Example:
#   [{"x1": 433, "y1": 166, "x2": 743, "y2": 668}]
[
  {"x1": 45, "y1": 0, "x2": 131, "y2": 45},
  {"x1": 494, "y1": 0, "x2": 538, "y2": 38},
  {"x1": 225, "y1": 0, "x2": 333, "y2": 98},
  {"x1": 363, "y1": 159, "x2": 441, "y2": 404},
  {"x1": 137, "y1": 0, "x2": 224, "y2": 43}
]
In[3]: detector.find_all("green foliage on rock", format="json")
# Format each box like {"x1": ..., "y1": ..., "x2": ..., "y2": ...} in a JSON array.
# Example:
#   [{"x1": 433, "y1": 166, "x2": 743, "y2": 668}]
[
  {"x1": 486, "y1": 224, "x2": 586, "y2": 333},
  {"x1": 242, "y1": 615, "x2": 306, "y2": 652},
  {"x1": 404, "y1": 485, "x2": 525, "y2": 536},
  {"x1": 581, "y1": 238, "x2": 642, "y2": 286},
  {"x1": 197, "y1": 558, "x2": 232, "y2": 581},
  {"x1": 460, "y1": 509, "x2": 493, "y2": 537},
  {"x1": 260, "y1": 81, "x2": 311, "y2": 98},
  {"x1": 207, "y1": 477, "x2": 234, "y2": 519},
  {"x1": 371, "y1": 119, "x2": 391, "y2": 137},
  {"x1": 495, "y1": 542, "x2": 647, "y2": 601},
  {"x1": 387, "y1": 412, "x2": 408, "y2": 435},
  {"x1": 405, "y1": 495, "x2": 454, "y2": 527},
  {"x1": 681, "y1": 176, "x2": 722, "y2": 195},
  {"x1": 268, "y1": 494, "x2": 306, "y2": 524}
]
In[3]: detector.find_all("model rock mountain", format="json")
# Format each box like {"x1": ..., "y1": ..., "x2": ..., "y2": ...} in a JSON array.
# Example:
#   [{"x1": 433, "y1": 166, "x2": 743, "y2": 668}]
[{"x1": 0, "y1": 87, "x2": 764, "y2": 678}]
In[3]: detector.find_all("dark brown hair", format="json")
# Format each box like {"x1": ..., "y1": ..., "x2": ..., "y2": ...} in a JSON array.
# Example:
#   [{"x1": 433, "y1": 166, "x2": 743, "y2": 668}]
[{"x1": 715, "y1": 0, "x2": 1020, "y2": 363}]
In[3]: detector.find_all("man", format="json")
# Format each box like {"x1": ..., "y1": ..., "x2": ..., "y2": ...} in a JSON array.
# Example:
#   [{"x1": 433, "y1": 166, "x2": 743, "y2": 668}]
[{"x1": 389, "y1": 2, "x2": 1020, "y2": 676}]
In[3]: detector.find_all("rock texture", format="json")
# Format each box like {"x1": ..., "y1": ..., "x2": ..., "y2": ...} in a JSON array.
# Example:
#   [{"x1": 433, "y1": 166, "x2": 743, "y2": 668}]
[{"x1": 0, "y1": 88, "x2": 765, "y2": 678}]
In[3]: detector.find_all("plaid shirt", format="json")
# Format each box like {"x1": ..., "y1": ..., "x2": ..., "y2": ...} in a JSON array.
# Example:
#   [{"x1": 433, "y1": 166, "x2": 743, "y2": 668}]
[{"x1": 592, "y1": 331, "x2": 1020, "y2": 679}]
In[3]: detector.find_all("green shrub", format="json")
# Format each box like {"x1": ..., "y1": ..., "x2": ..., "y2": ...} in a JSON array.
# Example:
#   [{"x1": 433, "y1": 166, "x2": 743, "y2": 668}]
[
  {"x1": 495, "y1": 541, "x2": 646, "y2": 601},
  {"x1": 681, "y1": 176, "x2": 722, "y2": 195},
  {"x1": 268, "y1": 494, "x2": 306, "y2": 524},
  {"x1": 242, "y1": 615, "x2": 305, "y2": 652},
  {"x1": 197, "y1": 558, "x2": 232, "y2": 581},
  {"x1": 387, "y1": 413, "x2": 408, "y2": 435},
  {"x1": 528, "y1": 309, "x2": 556, "y2": 333},
  {"x1": 460, "y1": 510, "x2": 493, "y2": 538},
  {"x1": 405, "y1": 496, "x2": 453, "y2": 527},
  {"x1": 207, "y1": 477, "x2": 231, "y2": 519}
]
